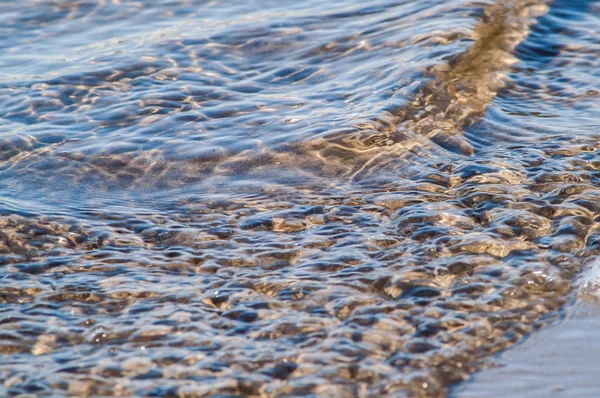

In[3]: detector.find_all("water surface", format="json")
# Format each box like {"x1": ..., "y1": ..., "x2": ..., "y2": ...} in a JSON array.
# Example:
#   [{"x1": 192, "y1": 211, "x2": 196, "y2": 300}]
[{"x1": 1, "y1": 0, "x2": 600, "y2": 397}]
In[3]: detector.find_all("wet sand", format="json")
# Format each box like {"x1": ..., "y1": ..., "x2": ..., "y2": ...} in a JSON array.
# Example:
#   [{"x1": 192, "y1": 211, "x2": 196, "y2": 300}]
[{"x1": 452, "y1": 297, "x2": 600, "y2": 398}]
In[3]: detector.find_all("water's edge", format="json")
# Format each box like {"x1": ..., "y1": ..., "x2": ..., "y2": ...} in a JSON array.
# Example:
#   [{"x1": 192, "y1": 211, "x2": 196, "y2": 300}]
[{"x1": 451, "y1": 298, "x2": 600, "y2": 397}]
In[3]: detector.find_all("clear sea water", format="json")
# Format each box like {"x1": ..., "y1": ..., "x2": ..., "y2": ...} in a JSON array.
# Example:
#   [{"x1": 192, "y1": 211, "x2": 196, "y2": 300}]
[{"x1": 1, "y1": 0, "x2": 600, "y2": 396}]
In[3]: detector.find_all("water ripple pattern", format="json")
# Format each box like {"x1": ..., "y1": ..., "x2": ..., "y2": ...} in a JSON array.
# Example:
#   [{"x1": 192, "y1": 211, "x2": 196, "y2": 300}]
[{"x1": 1, "y1": 0, "x2": 600, "y2": 397}]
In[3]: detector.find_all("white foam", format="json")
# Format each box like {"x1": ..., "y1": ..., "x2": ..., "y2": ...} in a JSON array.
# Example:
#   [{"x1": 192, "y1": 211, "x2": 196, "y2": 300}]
[{"x1": 577, "y1": 257, "x2": 600, "y2": 299}]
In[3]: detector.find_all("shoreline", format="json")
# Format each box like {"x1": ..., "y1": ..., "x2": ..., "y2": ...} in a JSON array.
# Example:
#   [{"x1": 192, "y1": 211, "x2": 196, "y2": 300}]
[{"x1": 451, "y1": 296, "x2": 600, "y2": 397}]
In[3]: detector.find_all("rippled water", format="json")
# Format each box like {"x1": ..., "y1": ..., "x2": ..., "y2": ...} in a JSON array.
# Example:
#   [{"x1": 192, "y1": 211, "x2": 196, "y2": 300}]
[{"x1": 1, "y1": 0, "x2": 600, "y2": 396}]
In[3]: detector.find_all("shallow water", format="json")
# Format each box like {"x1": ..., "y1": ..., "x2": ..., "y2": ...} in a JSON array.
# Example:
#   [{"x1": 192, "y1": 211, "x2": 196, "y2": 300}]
[{"x1": 1, "y1": 0, "x2": 600, "y2": 397}]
